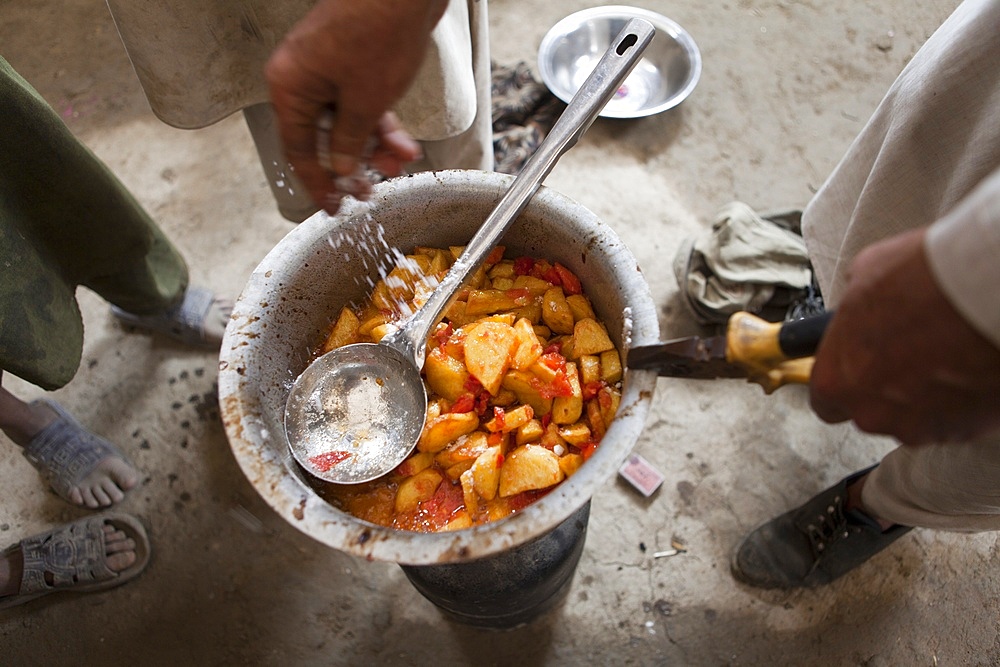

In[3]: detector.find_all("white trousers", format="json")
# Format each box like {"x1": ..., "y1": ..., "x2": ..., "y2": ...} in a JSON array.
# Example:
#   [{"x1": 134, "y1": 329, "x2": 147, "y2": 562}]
[{"x1": 801, "y1": 0, "x2": 1000, "y2": 530}]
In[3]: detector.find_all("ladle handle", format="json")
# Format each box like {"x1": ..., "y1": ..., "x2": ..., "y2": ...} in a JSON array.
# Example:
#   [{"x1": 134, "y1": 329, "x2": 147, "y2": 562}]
[{"x1": 387, "y1": 17, "x2": 656, "y2": 366}]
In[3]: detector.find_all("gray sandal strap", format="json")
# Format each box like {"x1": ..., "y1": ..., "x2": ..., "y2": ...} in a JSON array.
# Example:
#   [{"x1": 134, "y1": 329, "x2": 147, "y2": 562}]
[
  {"x1": 17, "y1": 515, "x2": 116, "y2": 595},
  {"x1": 22, "y1": 399, "x2": 131, "y2": 503},
  {"x1": 0, "y1": 513, "x2": 150, "y2": 609},
  {"x1": 111, "y1": 285, "x2": 223, "y2": 348}
]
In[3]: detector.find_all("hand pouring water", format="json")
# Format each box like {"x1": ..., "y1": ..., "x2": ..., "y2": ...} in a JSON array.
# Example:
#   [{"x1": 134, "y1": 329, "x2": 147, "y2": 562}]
[{"x1": 284, "y1": 18, "x2": 655, "y2": 484}]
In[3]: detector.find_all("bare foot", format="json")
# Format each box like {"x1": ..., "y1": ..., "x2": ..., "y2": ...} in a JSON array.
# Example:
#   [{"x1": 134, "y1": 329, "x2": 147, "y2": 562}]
[{"x1": 68, "y1": 456, "x2": 140, "y2": 508}]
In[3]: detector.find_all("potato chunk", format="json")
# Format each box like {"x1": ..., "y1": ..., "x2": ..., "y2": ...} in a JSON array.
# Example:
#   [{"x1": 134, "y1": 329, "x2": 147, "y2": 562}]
[
  {"x1": 572, "y1": 318, "x2": 615, "y2": 356},
  {"x1": 551, "y1": 362, "x2": 583, "y2": 424},
  {"x1": 471, "y1": 445, "x2": 503, "y2": 501},
  {"x1": 395, "y1": 468, "x2": 443, "y2": 513},
  {"x1": 460, "y1": 469, "x2": 479, "y2": 516},
  {"x1": 396, "y1": 451, "x2": 436, "y2": 477},
  {"x1": 321, "y1": 307, "x2": 361, "y2": 353},
  {"x1": 600, "y1": 349, "x2": 623, "y2": 384},
  {"x1": 578, "y1": 354, "x2": 601, "y2": 387},
  {"x1": 434, "y1": 431, "x2": 489, "y2": 468},
  {"x1": 515, "y1": 418, "x2": 544, "y2": 445},
  {"x1": 424, "y1": 347, "x2": 471, "y2": 401},
  {"x1": 566, "y1": 294, "x2": 597, "y2": 322},
  {"x1": 499, "y1": 444, "x2": 564, "y2": 497},
  {"x1": 511, "y1": 317, "x2": 543, "y2": 370},
  {"x1": 541, "y1": 287, "x2": 575, "y2": 335},
  {"x1": 417, "y1": 411, "x2": 480, "y2": 453},
  {"x1": 559, "y1": 453, "x2": 585, "y2": 478},
  {"x1": 501, "y1": 369, "x2": 553, "y2": 416},
  {"x1": 484, "y1": 404, "x2": 534, "y2": 433},
  {"x1": 463, "y1": 321, "x2": 517, "y2": 395},
  {"x1": 466, "y1": 289, "x2": 524, "y2": 317}
]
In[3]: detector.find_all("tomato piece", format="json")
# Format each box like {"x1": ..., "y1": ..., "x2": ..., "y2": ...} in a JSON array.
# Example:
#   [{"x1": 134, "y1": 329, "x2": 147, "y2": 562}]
[
  {"x1": 553, "y1": 263, "x2": 582, "y2": 295},
  {"x1": 432, "y1": 322, "x2": 453, "y2": 345},
  {"x1": 474, "y1": 392, "x2": 491, "y2": 415},
  {"x1": 540, "y1": 267, "x2": 562, "y2": 286},
  {"x1": 449, "y1": 394, "x2": 476, "y2": 413},
  {"x1": 492, "y1": 406, "x2": 506, "y2": 430},
  {"x1": 485, "y1": 245, "x2": 506, "y2": 266},
  {"x1": 549, "y1": 371, "x2": 574, "y2": 398},
  {"x1": 539, "y1": 352, "x2": 566, "y2": 371},
  {"x1": 577, "y1": 441, "x2": 599, "y2": 460},
  {"x1": 416, "y1": 480, "x2": 465, "y2": 529},
  {"x1": 582, "y1": 381, "x2": 605, "y2": 401},
  {"x1": 507, "y1": 488, "x2": 551, "y2": 513},
  {"x1": 597, "y1": 387, "x2": 614, "y2": 410},
  {"x1": 504, "y1": 287, "x2": 533, "y2": 305},
  {"x1": 530, "y1": 259, "x2": 553, "y2": 280},
  {"x1": 309, "y1": 450, "x2": 351, "y2": 472},
  {"x1": 513, "y1": 256, "x2": 535, "y2": 275},
  {"x1": 531, "y1": 370, "x2": 573, "y2": 399}
]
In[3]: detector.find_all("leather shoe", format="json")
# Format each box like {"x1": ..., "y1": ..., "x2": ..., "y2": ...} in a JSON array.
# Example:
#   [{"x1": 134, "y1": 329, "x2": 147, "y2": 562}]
[{"x1": 731, "y1": 465, "x2": 912, "y2": 589}]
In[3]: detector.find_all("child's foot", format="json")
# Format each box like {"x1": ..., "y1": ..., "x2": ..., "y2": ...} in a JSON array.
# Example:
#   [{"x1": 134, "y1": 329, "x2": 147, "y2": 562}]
[
  {"x1": 0, "y1": 513, "x2": 150, "y2": 609},
  {"x1": 22, "y1": 399, "x2": 139, "y2": 509}
]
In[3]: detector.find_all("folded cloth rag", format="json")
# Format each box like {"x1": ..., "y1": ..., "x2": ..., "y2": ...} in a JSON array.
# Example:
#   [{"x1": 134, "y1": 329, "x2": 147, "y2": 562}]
[{"x1": 674, "y1": 202, "x2": 821, "y2": 324}]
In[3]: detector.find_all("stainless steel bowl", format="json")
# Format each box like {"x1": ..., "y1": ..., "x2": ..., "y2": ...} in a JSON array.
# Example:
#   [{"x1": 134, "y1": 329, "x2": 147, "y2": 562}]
[
  {"x1": 218, "y1": 170, "x2": 660, "y2": 566},
  {"x1": 538, "y1": 6, "x2": 701, "y2": 118}
]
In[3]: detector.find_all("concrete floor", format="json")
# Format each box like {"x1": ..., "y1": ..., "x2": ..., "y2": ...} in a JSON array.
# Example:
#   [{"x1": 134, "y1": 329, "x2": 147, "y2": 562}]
[{"x1": 2, "y1": 0, "x2": 997, "y2": 664}]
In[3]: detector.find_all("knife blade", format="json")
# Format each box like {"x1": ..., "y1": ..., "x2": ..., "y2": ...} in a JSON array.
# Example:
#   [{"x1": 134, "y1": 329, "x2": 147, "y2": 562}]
[{"x1": 627, "y1": 311, "x2": 832, "y2": 393}]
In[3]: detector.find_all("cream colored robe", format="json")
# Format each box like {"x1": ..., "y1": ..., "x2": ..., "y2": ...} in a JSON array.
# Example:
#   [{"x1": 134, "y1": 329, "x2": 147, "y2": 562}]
[{"x1": 105, "y1": 0, "x2": 493, "y2": 220}]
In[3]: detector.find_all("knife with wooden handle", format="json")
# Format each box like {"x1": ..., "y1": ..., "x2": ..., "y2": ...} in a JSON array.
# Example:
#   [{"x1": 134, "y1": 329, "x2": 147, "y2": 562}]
[{"x1": 626, "y1": 311, "x2": 832, "y2": 393}]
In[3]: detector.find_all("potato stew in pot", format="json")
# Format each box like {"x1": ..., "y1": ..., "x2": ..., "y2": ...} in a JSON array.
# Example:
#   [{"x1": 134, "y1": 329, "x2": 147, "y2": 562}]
[{"x1": 309, "y1": 244, "x2": 623, "y2": 533}]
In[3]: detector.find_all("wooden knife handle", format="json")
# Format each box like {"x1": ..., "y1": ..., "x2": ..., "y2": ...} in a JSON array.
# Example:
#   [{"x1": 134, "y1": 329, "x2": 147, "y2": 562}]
[
  {"x1": 749, "y1": 357, "x2": 815, "y2": 394},
  {"x1": 726, "y1": 311, "x2": 831, "y2": 393}
]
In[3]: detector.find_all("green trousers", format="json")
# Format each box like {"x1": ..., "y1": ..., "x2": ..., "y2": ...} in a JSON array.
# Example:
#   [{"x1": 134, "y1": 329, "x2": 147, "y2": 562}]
[{"x1": 0, "y1": 57, "x2": 188, "y2": 390}]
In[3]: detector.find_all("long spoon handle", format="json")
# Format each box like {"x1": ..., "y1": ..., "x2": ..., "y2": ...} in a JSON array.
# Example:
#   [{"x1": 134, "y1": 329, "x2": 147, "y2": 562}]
[{"x1": 386, "y1": 17, "x2": 656, "y2": 367}]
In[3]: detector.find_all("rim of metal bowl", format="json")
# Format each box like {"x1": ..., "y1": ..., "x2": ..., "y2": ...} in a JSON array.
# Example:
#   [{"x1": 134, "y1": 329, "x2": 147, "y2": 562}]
[{"x1": 537, "y1": 5, "x2": 702, "y2": 119}]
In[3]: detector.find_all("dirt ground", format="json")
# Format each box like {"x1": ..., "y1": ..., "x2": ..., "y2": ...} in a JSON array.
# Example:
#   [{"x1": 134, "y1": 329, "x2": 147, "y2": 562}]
[{"x1": 2, "y1": 1, "x2": 997, "y2": 665}]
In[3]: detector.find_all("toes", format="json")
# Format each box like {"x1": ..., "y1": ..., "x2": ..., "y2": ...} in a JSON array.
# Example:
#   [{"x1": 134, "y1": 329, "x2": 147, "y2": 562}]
[
  {"x1": 105, "y1": 549, "x2": 137, "y2": 572},
  {"x1": 92, "y1": 486, "x2": 113, "y2": 508},
  {"x1": 104, "y1": 533, "x2": 137, "y2": 555},
  {"x1": 111, "y1": 461, "x2": 140, "y2": 491},
  {"x1": 101, "y1": 479, "x2": 126, "y2": 505},
  {"x1": 101, "y1": 524, "x2": 138, "y2": 572},
  {"x1": 68, "y1": 459, "x2": 138, "y2": 508},
  {"x1": 79, "y1": 486, "x2": 102, "y2": 509}
]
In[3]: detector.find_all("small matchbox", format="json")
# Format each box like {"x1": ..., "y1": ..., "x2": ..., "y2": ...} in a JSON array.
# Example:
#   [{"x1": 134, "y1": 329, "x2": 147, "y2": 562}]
[{"x1": 618, "y1": 453, "x2": 665, "y2": 497}]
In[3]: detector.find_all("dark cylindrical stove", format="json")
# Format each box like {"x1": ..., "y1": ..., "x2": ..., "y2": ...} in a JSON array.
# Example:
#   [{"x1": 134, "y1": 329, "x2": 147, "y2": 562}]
[{"x1": 401, "y1": 501, "x2": 590, "y2": 629}]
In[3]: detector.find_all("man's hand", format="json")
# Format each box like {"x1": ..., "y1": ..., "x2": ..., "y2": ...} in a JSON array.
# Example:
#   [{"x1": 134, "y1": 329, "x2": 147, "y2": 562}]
[
  {"x1": 810, "y1": 227, "x2": 1000, "y2": 444},
  {"x1": 265, "y1": 0, "x2": 447, "y2": 214}
]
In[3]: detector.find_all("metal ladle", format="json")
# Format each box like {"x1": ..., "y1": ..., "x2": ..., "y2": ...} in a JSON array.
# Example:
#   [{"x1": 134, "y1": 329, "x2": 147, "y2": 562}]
[{"x1": 284, "y1": 18, "x2": 655, "y2": 484}]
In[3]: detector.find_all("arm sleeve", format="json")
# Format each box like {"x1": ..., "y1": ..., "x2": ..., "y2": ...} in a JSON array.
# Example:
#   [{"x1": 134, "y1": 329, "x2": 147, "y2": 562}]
[{"x1": 925, "y1": 166, "x2": 1000, "y2": 348}]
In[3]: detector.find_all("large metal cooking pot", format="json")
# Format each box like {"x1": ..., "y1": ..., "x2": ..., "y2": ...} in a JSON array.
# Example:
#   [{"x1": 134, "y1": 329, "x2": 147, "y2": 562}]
[{"x1": 218, "y1": 169, "x2": 660, "y2": 619}]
